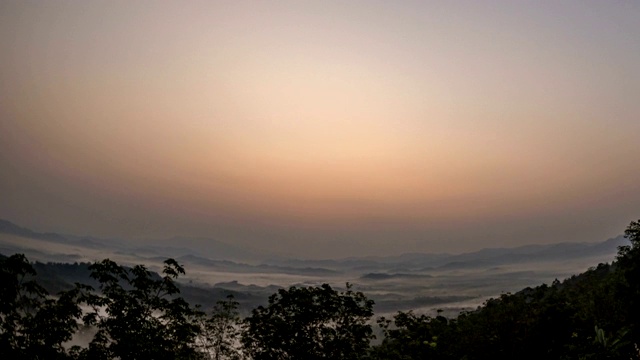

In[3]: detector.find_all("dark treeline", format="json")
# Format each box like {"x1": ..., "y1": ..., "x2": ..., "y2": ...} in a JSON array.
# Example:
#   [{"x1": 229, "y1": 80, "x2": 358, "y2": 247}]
[{"x1": 1, "y1": 220, "x2": 640, "y2": 359}]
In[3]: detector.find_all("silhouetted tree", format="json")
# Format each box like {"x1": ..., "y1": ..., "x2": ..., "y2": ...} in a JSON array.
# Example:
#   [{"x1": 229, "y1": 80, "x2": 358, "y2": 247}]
[
  {"x1": 614, "y1": 218, "x2": 640, "y2": 346},
  {"x1": 0, "y1": 253, "x2": 82, "y2": 359},
  {"x1": 77, "y1": 259, "x2": 202, "y2": 360},
  {"x1": 195, "y1": 295, "x2": 243, "y2": 360},
  {"x1": 242, "y1": 283, "x2": 374, "y2": 360}
]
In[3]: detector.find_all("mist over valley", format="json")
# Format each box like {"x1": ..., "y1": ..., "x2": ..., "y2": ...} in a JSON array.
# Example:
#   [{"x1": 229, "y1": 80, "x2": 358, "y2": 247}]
[{"x1": 1, "y1": 218, "x2": 625, "y2": 317}]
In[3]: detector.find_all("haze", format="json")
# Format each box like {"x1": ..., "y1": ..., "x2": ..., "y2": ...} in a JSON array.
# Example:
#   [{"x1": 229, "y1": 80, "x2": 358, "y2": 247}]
[{"x1": 1, "y1": 1, "x2": 638, "y2": 258}]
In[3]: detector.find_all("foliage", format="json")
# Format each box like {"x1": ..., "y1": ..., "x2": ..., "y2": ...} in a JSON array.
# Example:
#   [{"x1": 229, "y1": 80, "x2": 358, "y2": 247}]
[
  {"x1": 0, "y1": 253, "x2": 83, "y2": 359},
  {"x1": 373, "y1": 311, "x2": 447, "y2": 360},
  {"x1": 614, "y1": 218, "x2": 640, "y2": 346},
  {"x1": 243, "y1": 283, "x2": 374, "y2": 360},
  {"x1": 76, "y1": 258, "x2": 202, "y2": 360},
  {"x1": 195, "y1": 295, "x2": 243, "y2": 360}
]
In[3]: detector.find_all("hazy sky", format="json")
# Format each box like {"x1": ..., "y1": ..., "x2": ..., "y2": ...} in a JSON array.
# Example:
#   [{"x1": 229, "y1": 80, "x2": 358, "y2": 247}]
[{"x1": 1, "y1": 1, "x2": 639, "y2": 258}]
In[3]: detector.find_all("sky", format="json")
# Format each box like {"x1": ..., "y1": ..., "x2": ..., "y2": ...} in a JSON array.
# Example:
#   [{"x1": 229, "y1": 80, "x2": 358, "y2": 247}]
[{"x1": 1, "y1": 1, "x2": 639, "y2": 258}]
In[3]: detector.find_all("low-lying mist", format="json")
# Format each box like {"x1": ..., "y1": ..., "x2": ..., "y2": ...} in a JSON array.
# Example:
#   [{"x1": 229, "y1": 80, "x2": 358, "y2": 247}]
[{"x1": 0, "y1": 220, "x2": 625, "y2": 318}]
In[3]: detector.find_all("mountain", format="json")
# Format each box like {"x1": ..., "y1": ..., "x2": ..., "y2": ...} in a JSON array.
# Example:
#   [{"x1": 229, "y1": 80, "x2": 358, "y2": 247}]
[
  {"x1": 0, "y1": 218, "x2": 266, "y2": 263},
  {"x1": 1, "y1": 218, "x2": 627, "y2": 273},
  {"x1": 432, "y1": 237, "x2": 626, "y2": 270},
  {"x1": 265, "y1": 237, "x2": 627, "y2": 272},
  {"x1": 151, "y1": 235, "x2": 265, "y2": 262},
  {"x1": 0, "y1": 219, "x2": 70, "y2": 243}
]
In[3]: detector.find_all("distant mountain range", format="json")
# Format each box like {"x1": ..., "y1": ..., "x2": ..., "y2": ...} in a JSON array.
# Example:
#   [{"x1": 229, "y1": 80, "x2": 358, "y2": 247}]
[
  {"x1": 0, "y1": 218, "x2": 627, "y2": 272},
  {"x1": 0, "y1": 218, "x2": 261, "y2": 262},
  {"x1": 266, "y1": 236, "x2": 626, "y2": 272},
  {"x1": 0, "y1": 219, "x2": 73, "y2": 244}
]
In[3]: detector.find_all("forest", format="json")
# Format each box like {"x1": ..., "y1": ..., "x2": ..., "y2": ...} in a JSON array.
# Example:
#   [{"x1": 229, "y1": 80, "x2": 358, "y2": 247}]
[{"x1": 1, "y1": 219, "x2": 639, "y2": 359}]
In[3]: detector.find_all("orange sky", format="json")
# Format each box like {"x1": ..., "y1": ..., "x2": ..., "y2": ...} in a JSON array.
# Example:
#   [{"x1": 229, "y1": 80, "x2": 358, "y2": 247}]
[{"x1": 1, "y1": 1, "x2": 639, "y2": 257}]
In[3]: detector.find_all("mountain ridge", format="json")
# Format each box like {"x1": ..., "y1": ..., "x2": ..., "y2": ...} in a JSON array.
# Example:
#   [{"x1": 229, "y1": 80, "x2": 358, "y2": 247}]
[{"x1": 0, "y1": 218, "x2": 626, "y2": 270}]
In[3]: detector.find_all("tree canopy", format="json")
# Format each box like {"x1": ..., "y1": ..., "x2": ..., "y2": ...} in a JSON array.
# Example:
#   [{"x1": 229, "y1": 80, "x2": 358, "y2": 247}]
[{"x1": 242, "y1": 283, "x2": 374, "y2": 360}]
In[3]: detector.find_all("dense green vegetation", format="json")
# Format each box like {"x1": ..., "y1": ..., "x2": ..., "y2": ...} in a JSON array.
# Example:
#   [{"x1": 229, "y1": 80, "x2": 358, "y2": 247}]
[{"x1": 1, "y1": 220, "x2": 639, "y2": 359}]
